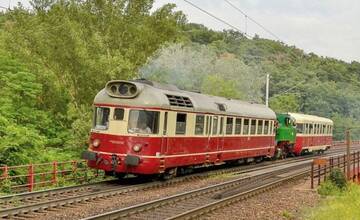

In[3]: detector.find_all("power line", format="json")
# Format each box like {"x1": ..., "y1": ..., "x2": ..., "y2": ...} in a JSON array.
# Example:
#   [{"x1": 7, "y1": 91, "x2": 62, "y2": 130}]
[
  {"x1": 183, "y1": 0, "x2": 251, "y2": 38},
  {"x1": 224, "y1": 0, "x2": 282, "y2": 42},
  {"x1": 270, "y1": 80, "x2": 306, "y2": 99}
]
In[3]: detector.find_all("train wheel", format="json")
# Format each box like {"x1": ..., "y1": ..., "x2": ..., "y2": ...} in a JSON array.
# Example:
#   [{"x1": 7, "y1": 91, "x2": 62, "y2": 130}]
[
  {"x1": 115, "y1": 172, "x2": 126, "y2": 179},
  {"x1": 255, "y1": 157, "x2": 263, "y2": 163},
  {"x1": 105, "y1": 171, "x2": 114, "y2": 176},
  {"x1": 160, "y1": 168, "x2": 177, "y2": 180}
]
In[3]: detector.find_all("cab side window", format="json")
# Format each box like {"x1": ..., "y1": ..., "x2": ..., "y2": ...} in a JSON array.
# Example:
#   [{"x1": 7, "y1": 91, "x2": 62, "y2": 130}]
[{"x1": 113, "y1": 108, "x2": 124, "y2": 120}]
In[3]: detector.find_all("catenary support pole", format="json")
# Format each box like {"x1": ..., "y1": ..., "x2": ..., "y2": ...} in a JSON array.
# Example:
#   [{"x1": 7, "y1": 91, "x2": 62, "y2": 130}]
[{"x1": 265, "y1": 74, "x2": 269, "y2": 107}]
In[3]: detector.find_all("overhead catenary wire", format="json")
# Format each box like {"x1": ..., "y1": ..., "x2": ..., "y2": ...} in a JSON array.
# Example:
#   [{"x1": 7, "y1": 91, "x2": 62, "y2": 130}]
[
  {"x1": 224, "y1": 0, "x2": 282, "y2": 42},
  {"x1": 270, "y1": 80, "x2": 306, "y2": 100},
  {"x1": 183, "y1": 0, "x2": 251, "y2": 38}
]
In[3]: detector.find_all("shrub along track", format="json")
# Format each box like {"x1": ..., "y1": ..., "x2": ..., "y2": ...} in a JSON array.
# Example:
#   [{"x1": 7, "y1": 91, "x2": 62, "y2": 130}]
[{"x1": 0, "y1": 145, "x2": 357, "y2": 219}]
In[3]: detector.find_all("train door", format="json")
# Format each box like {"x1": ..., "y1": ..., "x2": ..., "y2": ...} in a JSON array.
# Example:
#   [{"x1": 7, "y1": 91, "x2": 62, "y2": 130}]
[
  {"x1": 161, "y1": 112, "x2": 169, "y2": 155},
  {"x1": 218, "y1": 116, "x2": 225, "y2": 151},
  {"x1": 206, "y1": 115, "x2": 212, "y2": 151},
  {"x1": 212, "y1": 116, "x2": 219, "y2": 152}
]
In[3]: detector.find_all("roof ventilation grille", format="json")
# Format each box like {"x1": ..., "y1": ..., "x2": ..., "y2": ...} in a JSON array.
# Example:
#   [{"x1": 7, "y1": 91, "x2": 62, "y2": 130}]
[{"x1": 166, "y1": 95, "x2": 193, "y2": 108}]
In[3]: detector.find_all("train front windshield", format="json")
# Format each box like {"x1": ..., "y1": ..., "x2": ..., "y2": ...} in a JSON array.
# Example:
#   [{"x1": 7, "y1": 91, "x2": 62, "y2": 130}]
[{"x1": 128, "y1": 110, "x2": 159, "y2": 134}]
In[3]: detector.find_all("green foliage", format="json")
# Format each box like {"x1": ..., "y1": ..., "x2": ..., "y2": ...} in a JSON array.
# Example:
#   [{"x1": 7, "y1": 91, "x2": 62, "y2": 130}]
[
  {"x1": 0, "y1": 178, "x2": 12, "y2": 194},
  {"x1": 317, "y1": 180, "x2": 343, "y2": 196},
  {"x1": 201, "y1": 75, "x2": 241, "y2": 99},
  {"x1": 269, "y1": 94, "x2": 300, "y2": 113},
  {"x1": 0, "y1": 0, "x2": 360, "y2": 166},
  {"x1": 0, "y1": 53, "x2": 47, "y2": 165},
  {"x1": 0, "y1": 0, "x2": 186, "y2": 165},
  {"x1": 318, "y1": 168, "x2": 347, "y2": 196},
  {"x1": 281, "y1": 210, "x2": 294, "y2": 220},
  {"x1": 328, "y1": 168, "x2": 347, "y2": 190},
  {"x1": 309, "y1": 184, "x2": 360, "y2": 220}
]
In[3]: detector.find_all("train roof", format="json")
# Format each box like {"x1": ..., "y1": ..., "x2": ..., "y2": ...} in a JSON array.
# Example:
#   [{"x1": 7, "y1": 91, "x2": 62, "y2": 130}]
[
  {"x1": 94, "y1": 79, "x2": 276, "y2": 119},
  {"x1": 288, "y1": 112, "x2": 333, "y2": 125}
]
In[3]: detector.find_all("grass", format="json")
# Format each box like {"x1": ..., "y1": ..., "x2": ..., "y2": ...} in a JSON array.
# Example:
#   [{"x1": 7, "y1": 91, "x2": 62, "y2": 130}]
[
  {"x1": 282, "y1": 210, "x2": 294, "y2": 219},
  {"x1": 306, "y1": 182, "x2": 360, "y2": 220}
]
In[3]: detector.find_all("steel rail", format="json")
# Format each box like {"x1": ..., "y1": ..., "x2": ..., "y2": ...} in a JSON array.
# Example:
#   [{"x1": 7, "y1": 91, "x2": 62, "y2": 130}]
[
  {"x1": 167, "y1": 170, "x2": 309, "y2": 220},
  {"x1": 0, "y1": 179, "x2": 118, "y2": 207},
  {"x1": 0, "y1": 151, "x2": 319, "y2": 208},
  {"x1": 82, "y1": 148, "x2": 359, "y2": 220},
  {"x1": 0, "y1": 146, "x2": 356, "y2": 218},
  {"x1": 82, "y1": 163, "x2": 310, "y2": 220},
  {"x1": 0, "y1": 156, "x2": 318, "y2": 218}
]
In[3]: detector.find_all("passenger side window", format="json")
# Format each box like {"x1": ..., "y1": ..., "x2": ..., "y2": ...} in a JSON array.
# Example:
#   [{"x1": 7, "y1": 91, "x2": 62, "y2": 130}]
[
  {"x1": 264, "y1": 120, "x2": 269, "y2": 135},
  {"x1": 297, "y1": 124, "x2": 303, "y2": 133},
  {"x1": 226, "y1": 117, "x2": 234, "y2": 135},
  {"x1": 213, "y1": 116, "x2": 218, "y2": 135},
  {"x1": 113, "y1": 108, "x2": 124, "y2": 120},
  {"x1": 250, "y1": 119, "x2": 257, "y2": 135},
  {"x1": 195, "y1": 115, "x2": 205, "y2": 135},
  {"x1": 309, "y1": 124, "x2": 313, "y2": 134},
  {"x1": 207, "y1": 116, "x2": 212, "y2": 135},
  {"x1": 243, "y1": 119, "x2": 249, "y2": 135},
  {"x1": 219, "y1": 117, "x2": 224, "y2": 135},
  {"x1": 235, "y1": 118, "x2": 242, "y2": 134},
  {"x1": 176, "y1": 113, "x2": 187, "y2": 135},
  {"x1": 257, "y1": 120, "x2": 263, "y2": 135},
  {"x1": 317, "y1": 124, "x2": 320, "y2": 134}
]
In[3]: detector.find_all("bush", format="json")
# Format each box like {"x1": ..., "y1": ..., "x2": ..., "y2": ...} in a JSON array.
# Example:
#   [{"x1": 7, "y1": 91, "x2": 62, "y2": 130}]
[
  {"x1": 309, "y1": 184, "x2": 360, "y2": 220},
  {"x1": 328, "y1": 168, "x2": 347, "y2": 190},
  {"x1": 0, "y1": 179, "x2": 12, "y2": 194},
  {"x1": 318, "y1": 168, "x2": 347, "y2": 196},
  {"x1": 318, "y1": 180, "x2": 341, "y2": 196}
]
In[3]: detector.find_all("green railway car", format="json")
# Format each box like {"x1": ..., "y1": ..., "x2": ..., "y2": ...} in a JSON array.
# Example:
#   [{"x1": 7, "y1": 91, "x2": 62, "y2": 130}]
[{"x1": 275, "y1": 113, "x2": 296, "y2": 158}]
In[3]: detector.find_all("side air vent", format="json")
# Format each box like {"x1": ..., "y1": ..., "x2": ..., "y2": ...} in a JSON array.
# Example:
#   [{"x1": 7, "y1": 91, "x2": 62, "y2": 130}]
[
  {"x1": 216, "y1": 103, "x2": 226, "y2": 111},
  {"x1": 166, "y1": 95, "x2": 193, "y2": 108}
]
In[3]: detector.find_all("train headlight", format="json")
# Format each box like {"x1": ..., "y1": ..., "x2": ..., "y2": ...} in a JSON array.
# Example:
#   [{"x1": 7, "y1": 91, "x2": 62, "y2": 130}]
[
  {"x1": 110, "y1": 85, "x2": 117, "y2": 93},
  {"x1": 118, "y1": 84, "x2": 129, "y2": 95},
  {"x1": 105, "y1": 80, "x2": 142, "y2": 98},
  {"x1": 129, "y1": 85, "x2": 137, "y2": 95},
  {"x1": 132, "y1": 144, "x2": 142, "y2": 152},
  {"x1": 92, "y1": 139, "x2": 101, "y2": 148}
]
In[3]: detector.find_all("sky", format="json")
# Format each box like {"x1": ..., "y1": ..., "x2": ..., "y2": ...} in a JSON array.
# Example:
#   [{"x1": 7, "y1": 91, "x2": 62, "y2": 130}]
[{"x1": 1, "y1": 0, "x2": 359, "y2": 63}]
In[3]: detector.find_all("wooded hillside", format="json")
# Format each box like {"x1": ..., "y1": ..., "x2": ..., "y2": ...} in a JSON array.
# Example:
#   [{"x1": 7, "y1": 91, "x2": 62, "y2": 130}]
[{"x1": 1, "y1": 0, "x2": 359, "y2": 165}]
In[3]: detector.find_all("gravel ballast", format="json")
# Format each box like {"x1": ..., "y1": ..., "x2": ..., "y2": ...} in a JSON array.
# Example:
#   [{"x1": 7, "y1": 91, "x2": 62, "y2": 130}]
[
  {"x1": 36, "y1": 174, "x2": 319, "y2": 220},
  {"x1": 202, "y1": 177, "x2": 320, "y2": 220}
]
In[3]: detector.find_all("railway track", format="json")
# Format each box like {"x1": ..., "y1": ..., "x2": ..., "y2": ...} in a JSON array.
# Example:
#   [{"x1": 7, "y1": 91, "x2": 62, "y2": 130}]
[
  {"x1": 0, "y1": 146, "x2": 357, "y2": 219},
  {"x1": 83, "y1": 161, "x2": 311, "y2": 220}
]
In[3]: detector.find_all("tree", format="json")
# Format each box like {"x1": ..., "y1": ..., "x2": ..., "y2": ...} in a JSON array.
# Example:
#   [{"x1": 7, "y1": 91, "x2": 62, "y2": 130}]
[{"x1": 269, "y1": 94, "x2": 300, "y2": 113}]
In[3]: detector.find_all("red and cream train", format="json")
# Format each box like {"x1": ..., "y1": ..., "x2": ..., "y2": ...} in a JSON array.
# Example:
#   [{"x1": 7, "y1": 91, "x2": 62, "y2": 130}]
[{"x1": 81, "y1": 79, "x2": 333, "y2": 178}]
